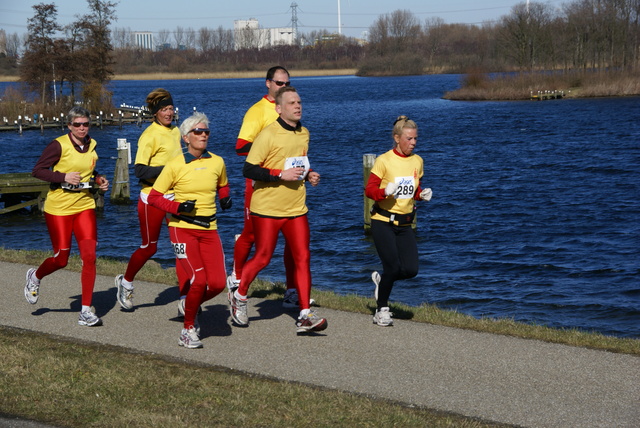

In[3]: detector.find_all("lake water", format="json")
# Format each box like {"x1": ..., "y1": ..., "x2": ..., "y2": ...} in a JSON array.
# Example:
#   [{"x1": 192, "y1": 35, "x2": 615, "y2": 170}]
[{"x1": 1, "y1": 75, "x2": 638, "y2": 338}]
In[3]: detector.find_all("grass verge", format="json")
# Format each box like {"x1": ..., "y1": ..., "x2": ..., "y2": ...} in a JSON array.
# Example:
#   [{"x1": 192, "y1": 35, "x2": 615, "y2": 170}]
[{"x1": 0, "y1": 326, "x2": 508, "y2": 428}]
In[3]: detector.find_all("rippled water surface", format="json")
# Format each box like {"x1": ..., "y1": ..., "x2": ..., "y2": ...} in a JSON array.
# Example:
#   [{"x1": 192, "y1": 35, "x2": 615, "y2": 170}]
[{"x1": 1, "y1": 75, "x2": 638, "y2": 338}]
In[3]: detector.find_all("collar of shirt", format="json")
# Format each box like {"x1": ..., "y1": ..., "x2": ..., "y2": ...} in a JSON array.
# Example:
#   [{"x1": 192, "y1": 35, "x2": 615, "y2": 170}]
[
  {"x1": 68, "y1": 132, "x2": 91, "y2": 152},
  {"x1": 277, "y1": 116, "x2": 302, "y2": 132},
  {"x1": 183, "y1": 150, "x2": 212, "y2": 164}
]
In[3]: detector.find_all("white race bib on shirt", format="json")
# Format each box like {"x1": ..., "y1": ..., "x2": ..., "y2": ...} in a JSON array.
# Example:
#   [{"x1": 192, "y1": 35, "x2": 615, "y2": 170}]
[
  {"x1": 172, "y1": 242, "x2": 187, "y2": 259},
  {"x1": 284, "y1": 156, "x2": 310, "y2": 180},
  {"x1": 394, "y1": 176, "x2": 415, "y2": 199}
]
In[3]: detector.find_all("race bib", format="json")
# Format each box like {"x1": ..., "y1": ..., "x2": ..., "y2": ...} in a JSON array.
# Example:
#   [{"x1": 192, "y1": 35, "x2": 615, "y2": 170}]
[
  {"x1": 394, "y1": 176, "x2": 415, "y2": 199},
  {"x1": 284, "y1": 156, "x2": 310, "y2": 180},
  {"x1": 172, "y1": 242, "x2": 187, "y2": 259},
  {"x1": 61, "y1": 182, "x2": 91, "y2": 191}
]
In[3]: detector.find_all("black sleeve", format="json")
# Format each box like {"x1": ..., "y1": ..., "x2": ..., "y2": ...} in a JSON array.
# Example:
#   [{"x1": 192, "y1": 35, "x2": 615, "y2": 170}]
[
  {"x1": 134, "y1": 164, "x2": 164, "y2": 180},
  {"x1": 243, "y1": 161, "x2": 280, "y2": 183}
]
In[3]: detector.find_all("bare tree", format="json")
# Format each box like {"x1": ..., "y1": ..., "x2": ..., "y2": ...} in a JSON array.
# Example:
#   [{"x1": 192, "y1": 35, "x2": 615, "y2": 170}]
[
  {"x1": 184, "y1": 27, "x2": 196, "y2": 50},
  {"x1": 198, "y1": 27, "x2": 213, "y2": 52},
  {"x1": 112, "y1": 27, "x2": 133, "y2": 50},
  {"x1": 156, "y1": 29, "x2": 171, "y2": 49},
  {"x1": 174, "y1": 26, "x2": 185, "y2": 50},
  {"x1": 5, "y1": 32, "x2": 22, "y2": 57},
  {"x1": 76, "y1": 0, "x2": 117, "y2": 82},
  {"x1": 20, "y1": 3, "x2": 61, "y2": 103},
  {"x1": 497, "y1": 2, "x2": 554, "y2": 71}
]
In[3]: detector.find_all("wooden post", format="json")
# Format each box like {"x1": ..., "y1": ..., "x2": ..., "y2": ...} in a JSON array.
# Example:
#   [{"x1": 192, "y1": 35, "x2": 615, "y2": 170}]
[
  {"x1": 363, "y1": 153, "x2": 376, "y2": 234},
  {"x1": 110, "y1": 138, "x2": 131, "y2": 204}
]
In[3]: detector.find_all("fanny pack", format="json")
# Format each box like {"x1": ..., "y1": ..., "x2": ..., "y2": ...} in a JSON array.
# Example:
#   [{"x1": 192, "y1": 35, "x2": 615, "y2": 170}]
[
  {"x1": 172, "y1": 213, "x2": 216, "y2": 228},
  {"x1": 371, "y1": 204, "x2": 415, "y2": 226}
]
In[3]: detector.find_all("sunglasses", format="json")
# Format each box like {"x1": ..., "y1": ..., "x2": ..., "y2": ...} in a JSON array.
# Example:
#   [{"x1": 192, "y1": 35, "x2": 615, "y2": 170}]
[
  {"x1": 269, "y1": 79, "x2": 290, "y2": 87},
  {"x1": 71, "y1": 122, "x2": 90, "y2": 128},
  {"x1": 189, "y1": 128, "x2": 210, "y2": 136}
]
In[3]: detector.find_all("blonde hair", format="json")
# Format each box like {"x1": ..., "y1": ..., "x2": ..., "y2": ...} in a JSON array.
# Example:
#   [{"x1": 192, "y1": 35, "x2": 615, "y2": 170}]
[{"x1": 392, "y1": 115, "x2": 417, "y2": 147}]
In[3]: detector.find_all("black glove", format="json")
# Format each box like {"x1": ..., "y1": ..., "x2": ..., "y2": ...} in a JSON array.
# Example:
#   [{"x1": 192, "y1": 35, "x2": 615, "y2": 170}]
[
  {"x1": 220, "y1": 196, "x2": 232, "y2": 210},
  {"x1": 178, "y1": 200, "x2": 196, "y2": 213}
]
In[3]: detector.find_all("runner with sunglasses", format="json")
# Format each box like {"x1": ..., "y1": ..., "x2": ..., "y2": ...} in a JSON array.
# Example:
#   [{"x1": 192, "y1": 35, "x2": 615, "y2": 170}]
[
  {"x1": 25, "y1": 106, "x2": 110, "y2": 327},
  {"x1": 147, "y1": 112, "x2": 232, "y2": 348},
  {"x1": 229, "y1": 66, "x2": 312, "y2": 309},
  {"x1": 115, "y1": 88, "x2": 188, "y2": 312}
]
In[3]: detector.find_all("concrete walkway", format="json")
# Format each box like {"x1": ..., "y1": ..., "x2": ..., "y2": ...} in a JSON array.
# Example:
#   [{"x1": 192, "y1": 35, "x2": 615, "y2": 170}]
[{"x1": 1, "y1": 261, "x2": 638, "y2": 427}]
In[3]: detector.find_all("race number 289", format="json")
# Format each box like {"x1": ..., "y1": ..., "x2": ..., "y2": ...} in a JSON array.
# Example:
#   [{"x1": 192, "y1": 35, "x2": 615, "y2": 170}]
[{"x1": 395, "y1": 176, "x2": 415, "y2": 199}]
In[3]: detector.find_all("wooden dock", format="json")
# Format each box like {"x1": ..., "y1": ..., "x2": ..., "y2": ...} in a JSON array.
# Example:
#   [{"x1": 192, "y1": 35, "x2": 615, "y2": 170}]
[
  {"x1": 530, "y1": 90, "x2": 565, "y2": 100},
  {"x1": 0, "y1": 172, "x2": 104, "y2": 215},
  {"x1": 0, "y1": 105, "x2": 176, "y2": 133}
]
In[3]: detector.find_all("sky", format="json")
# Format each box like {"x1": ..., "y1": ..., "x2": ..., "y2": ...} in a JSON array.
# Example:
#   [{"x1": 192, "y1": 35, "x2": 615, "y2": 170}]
[{"x1": 2, "y1": 0, "x2": 566, "y2": 39}]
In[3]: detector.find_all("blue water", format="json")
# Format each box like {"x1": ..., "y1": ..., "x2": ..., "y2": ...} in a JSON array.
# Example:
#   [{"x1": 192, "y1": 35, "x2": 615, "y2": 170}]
[{"x1": 1, "y1": 75, "x2": 639, "y2": 338}]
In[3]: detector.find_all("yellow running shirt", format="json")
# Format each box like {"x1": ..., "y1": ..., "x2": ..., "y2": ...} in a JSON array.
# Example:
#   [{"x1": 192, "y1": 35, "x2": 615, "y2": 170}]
[
  {"x1": 134, "y1": 121, "x2": 182, "y2": 196},
  {"x1": 152, "y1": 150, "x2": 229, "y2": 231},
  {"x1": 370, "y1": 149, "x2": 423, "y2": 221},
  {"x1": 44, "y1": 134, "x2": 98, "y2": 216},
  {"x1": 246, "y1": 120, "x2": 310, "y2": 218}
]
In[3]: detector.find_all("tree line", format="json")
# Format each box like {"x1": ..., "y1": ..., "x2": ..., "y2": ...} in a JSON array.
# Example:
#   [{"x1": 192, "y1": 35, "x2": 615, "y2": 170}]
[{"x1": 1, "y1": 0, "x2": 638, "y2": 114}]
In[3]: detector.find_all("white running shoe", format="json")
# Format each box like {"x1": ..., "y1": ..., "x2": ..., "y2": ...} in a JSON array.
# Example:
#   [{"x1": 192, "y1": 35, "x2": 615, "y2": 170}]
[
  {"x1": 296, "y1": 310, "x2": 328, "y2": 334},
  {"x1": 179, "y1": 326, "x2": 203, "y2": 349},
  {"x1": 115, "y1": 274, "x2": 134, "y2": 310},
  {"x1": 78, "y1": 309, "x2": 103, "y2": 327},
  {"x1": 24, "y1": 268, "x2": 39, "y2": 304},
  {"x1": 228, "y1": 289, "x2": 249, "y2": 326},
  {"x1": 371, "y1": 271, "x2": 381, "y2": 301},
  {"x1": 373, "y1": 307, "x2": 393, "y2": 327}
]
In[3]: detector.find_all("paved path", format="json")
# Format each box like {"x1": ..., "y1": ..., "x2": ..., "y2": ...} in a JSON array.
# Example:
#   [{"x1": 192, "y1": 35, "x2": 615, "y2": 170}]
[{"x1": 1, "y1": 261, "x2": 638, "y2": 427}]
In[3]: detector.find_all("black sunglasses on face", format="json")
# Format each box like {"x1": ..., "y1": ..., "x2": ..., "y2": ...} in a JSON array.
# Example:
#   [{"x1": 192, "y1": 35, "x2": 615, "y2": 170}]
[
  {"x1": 269, "y1": 79, "x2": 290, "y2": 87},
  {"x1": 71, "y1": 122, "x2": 90, "y2": 128},
  {"x1": 189, "y1": 128, "x2": 210, "y2": 136}
]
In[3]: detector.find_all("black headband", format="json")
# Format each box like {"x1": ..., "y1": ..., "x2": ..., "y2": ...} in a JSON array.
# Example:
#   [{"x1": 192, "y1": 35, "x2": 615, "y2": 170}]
[{"x1": 151, "y1": 96, "x2": 174, "y2": 115}]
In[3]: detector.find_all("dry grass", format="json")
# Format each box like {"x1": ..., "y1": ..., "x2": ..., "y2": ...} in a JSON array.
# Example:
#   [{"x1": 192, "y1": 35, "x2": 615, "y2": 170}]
[
  {"x1": 444, "y1": 69, "x2": 640, "y2": 100},
  {"x1": 0, "y1": 326, "x2": 503, "y2": 428},
  {"x1": 110, "y1": 69, "x2": 357, "y2": 81},
  {"x1": 0, "y1": 69, "x2": 357, "y2": 83}
]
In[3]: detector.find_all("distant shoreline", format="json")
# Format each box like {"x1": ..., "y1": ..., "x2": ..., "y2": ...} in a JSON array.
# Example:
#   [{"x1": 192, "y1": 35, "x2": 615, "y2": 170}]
[{"x1": 0, "y1": 69, "x2": 358, "y2": 83}]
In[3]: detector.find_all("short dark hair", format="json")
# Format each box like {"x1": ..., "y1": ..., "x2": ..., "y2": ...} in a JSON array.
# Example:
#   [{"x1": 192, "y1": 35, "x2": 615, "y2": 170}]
[
  {"x1": 266, "y1": 66, "x2": 290, "y2": 81},
  {"x1": 275, "y1": 86, "x2": 298, "y2": 106}
]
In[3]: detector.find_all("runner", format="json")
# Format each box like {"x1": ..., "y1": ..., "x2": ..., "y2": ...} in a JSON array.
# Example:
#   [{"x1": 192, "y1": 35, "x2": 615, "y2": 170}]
[
  {"x1": 228, "y1": 86, "x2": 327, "y2": 334},
  {"x1": 365, "y1": 115, "x2": 433, "y2": 326},
  {"x1": 148, "y1": 111, "x2": 232, "y2": 348},
  {"x1": 115, "y1": 88, "x2": 187, "y2": 312},
  {"x1": 230, "y1": 66, "x2": 312, "y2": 309},
  {"x1": 25, "y1": 106, "x2": 110, "y2": 327}
]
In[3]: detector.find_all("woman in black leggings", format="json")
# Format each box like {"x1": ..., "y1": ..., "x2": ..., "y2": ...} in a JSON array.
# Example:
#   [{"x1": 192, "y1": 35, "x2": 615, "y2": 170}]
[{"x1": 365, "y1": 116, "x2": 433, "y2": 326}]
